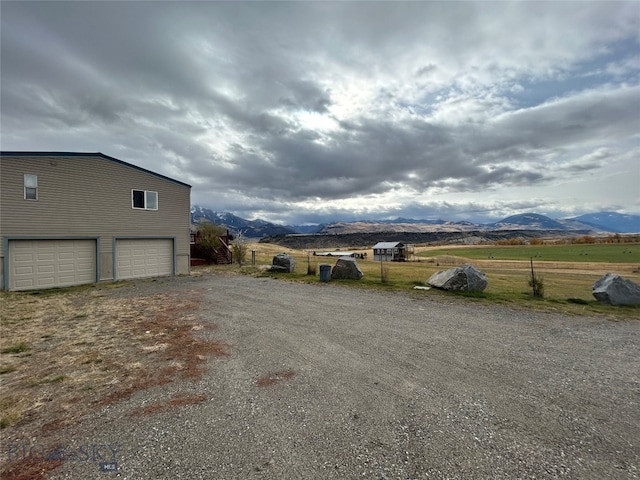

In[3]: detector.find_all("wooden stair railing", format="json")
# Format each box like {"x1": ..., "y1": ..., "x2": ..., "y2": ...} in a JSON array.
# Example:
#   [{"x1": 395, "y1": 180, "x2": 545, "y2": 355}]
[{"x1": 215, "y1": 235, "x2": 233, "y2": 264}]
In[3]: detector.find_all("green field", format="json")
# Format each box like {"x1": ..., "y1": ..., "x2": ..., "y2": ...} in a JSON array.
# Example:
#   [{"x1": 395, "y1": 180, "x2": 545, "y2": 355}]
[{"x1": 418, "y1": 243, "x2": 640, "y2": 263}]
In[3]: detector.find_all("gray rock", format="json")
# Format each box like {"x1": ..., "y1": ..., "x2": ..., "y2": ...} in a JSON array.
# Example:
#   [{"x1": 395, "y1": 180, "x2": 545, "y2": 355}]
[
  {"x1": 331, "y1": 257, "x2": 364, "y2": 280},
  {"x1": 272, "y1": 253, "x2": 296, "y2": 273},
  {"x1": 269, "y1": 265, "x2": 290, "y2": 273},
  {"x1": 592, "y1": 273, "x2": 640, "y2": 306},
  {"x1": 427, "y1": 264, "x2": 488, "y2": 292}
]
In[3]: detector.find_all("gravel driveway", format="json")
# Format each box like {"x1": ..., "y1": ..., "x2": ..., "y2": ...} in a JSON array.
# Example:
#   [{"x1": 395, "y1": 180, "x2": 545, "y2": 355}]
[{"x1": 49, "y1": 272, "x2": 638, "y2": 479}]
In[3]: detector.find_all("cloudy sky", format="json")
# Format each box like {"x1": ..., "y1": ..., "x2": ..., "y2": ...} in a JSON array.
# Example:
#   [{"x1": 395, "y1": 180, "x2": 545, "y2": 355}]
[{"x1": 1, "y1": 1, "x2": 639, "y2": 225}]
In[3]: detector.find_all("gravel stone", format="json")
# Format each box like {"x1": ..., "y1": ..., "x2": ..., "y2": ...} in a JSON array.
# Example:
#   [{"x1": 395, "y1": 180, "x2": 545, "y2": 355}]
[{"x1": 48, "y1": 272, "x2": 639, "y2": 480}]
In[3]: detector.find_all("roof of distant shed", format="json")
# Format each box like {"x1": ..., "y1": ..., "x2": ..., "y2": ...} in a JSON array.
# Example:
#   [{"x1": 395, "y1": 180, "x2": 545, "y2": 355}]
[{"x1": 373, "y1": 242, "x2": 405, "y2": 249}]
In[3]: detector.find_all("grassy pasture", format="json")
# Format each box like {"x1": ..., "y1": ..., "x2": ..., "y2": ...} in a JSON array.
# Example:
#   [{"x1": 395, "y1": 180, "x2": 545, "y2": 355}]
[
  {"x1": 244, "y1": 242, "x2": 640, "y2": 317},
  {"x1": 416, "y1": 243, "x2": 640, "y2": 263}
]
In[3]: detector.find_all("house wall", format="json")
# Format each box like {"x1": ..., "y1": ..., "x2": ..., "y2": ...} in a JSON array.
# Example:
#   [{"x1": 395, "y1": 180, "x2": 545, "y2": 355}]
[
  {"x1": 373, "y1": 248, "x2": 397, "y2": 261},
  {"x1": 0, "y1": 153, "x2": 191, "y2": 288}
]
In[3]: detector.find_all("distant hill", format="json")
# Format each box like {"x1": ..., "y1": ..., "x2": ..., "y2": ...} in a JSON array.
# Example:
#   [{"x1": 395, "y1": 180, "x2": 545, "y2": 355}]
[
  {"x1": 316, "y1": 213, "x2": 599, "y2": 234},
  {"x1": 569, "y1": 212, "x2": 640, "y2": 233},
  {"x1": 191, "y1": 206, "x2": 296, "y2": 237},
  {"x1": 489, "y1": 213, "x2": 579, "y2": 231},
  {"x1": 191, "y1": 207, "x2": 638, "y2": 237}
]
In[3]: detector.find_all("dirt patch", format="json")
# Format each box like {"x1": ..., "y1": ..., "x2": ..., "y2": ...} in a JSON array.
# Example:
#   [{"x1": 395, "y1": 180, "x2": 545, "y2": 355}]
[
  {"x1": 127, "y1": 393, "x2": 208, "y2": 417},
  {"x1": 0, "y1": 282, "x2": 229, "y2": 479},
  {"x1": 0, "y1": 454, "x2": 64, "y2": 480},
  {"x1": 255, "y1": 369, "x2": 296, "y2": 387}
]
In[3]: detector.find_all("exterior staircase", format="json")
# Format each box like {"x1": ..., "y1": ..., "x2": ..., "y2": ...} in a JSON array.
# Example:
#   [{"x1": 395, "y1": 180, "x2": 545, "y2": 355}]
[{"x1": 214, "y1": 234, "x2": 233, "y2": 264}]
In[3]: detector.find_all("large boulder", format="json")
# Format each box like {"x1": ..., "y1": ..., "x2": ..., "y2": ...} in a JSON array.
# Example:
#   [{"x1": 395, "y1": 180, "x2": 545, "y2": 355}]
[
  {"x1": 427, "y1": 264, "x2": 488, "y2": 292},
  {"x1": 272, "y1": 253, "x2": 296, "y2": 273},
  {"x1": 331, "y1": 257, "x2": 364, "y2": 280},
  {"x1": 592, "y1": 273, "x2": 640, "y2": 306}
]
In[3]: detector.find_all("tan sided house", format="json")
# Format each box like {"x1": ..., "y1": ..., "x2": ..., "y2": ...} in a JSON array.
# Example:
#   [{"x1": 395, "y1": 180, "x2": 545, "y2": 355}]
[{"x1": 0, "y1": 152, "x2": 191, "y2": 291}]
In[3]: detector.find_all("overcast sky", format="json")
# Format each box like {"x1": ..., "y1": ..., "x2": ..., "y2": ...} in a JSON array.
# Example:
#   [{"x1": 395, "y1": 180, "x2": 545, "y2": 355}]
[{"x1": 1, "y1": 1, "x2": 639, "y2": 224}]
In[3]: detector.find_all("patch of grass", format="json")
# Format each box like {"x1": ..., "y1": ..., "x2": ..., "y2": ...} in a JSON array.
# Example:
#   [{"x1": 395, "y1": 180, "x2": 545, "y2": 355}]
[
  {"x1": 568, "y1": 297, "x2": 590, "y2": 305},
  {"x1": 0, "y1": 365, "x2": 17, "y2": 374},
  {"x1": 40, "y1": 375, "x2": 65, "y2": 384},
  {"x1": 0, "y1": 395, "x2": 27, "y2": 429},
  {"x1": 418, "y1": 243, "x2": 640, "y2": 263},
  {"x1": 0, "y1": 286, "x2": 232, "y2": 477},
  {"x1": 1, "y1": 342, "x2": 31, "y2": 354},
  {"x1": 1, "y1": 316, "x2": 32, "y2": 326}
]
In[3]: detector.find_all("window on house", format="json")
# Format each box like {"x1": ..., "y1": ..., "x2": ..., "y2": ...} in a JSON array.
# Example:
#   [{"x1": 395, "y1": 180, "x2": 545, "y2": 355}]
[
  {"x1": 24, "y1": 174, "x2": 38, "y2": 200},
  {"x1": 132, "y1": 190, "x2": 158, "y2": 210}
]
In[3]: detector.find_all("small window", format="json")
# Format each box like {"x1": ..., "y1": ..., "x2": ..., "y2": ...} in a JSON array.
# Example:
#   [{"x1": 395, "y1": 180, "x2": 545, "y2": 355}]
[
  {"x1": 24, "y1": 174, "x2": 38, "y2": 200},
  {"x1": 145, "y1": 191, "x2": 158, "y2": 210},
  {"x1": 132, "y1": 189, "x2": 158, "y2": 210}
]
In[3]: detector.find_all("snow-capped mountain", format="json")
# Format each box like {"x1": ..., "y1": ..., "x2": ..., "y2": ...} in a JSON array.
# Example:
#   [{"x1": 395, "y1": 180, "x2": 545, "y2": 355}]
[{"x1": 190, "y1": 206, "x2": 296, "y2": 237}]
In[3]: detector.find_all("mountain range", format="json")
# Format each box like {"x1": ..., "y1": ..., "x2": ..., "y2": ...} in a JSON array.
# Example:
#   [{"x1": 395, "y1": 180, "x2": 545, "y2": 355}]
[{"x1": 190, "y1": 206, "x2": 640, "y2": 237}]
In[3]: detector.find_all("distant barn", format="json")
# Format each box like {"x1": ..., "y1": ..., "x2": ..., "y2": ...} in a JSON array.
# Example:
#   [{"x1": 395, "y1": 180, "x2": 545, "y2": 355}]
[{"x1": 372, "y1": 242, "x2": 415, "y2": 262}]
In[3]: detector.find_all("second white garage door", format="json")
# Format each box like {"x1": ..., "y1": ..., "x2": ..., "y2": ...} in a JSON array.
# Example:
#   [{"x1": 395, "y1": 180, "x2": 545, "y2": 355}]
[{"x1": 115, "y1": 238, "x2": 173, "y2": 280}]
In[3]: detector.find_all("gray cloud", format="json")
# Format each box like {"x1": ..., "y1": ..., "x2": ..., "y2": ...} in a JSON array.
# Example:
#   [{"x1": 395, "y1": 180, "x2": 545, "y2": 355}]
[{"x1": 2, "y1": 1, "x2": 639, "y2": 224}]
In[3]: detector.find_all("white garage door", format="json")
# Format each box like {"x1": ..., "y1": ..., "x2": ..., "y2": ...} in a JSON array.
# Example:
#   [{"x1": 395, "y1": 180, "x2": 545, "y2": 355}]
[
  {"x1": 8, "y1": 239, "x2": 96, "y2": 291},
  {"x1": 116, "y1": 239, "x2": 173, "y2": 280}
]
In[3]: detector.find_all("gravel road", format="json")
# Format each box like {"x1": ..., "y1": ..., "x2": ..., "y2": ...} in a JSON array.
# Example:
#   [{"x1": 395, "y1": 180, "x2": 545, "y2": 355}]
[{"x1": 50, "y1": 272, "x2": 638, "y2": 479}]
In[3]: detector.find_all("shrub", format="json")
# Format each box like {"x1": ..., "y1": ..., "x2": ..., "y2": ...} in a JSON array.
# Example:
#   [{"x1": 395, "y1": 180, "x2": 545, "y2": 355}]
[
  {"x1": 528, "y1": 258, "x2": 544, "y2": 298},
  {"x1": 232, "y1": 231, "x2": 247, "y2": 266},
  {"x1": 194, "y1": 221, "x2": 226, "y2": 263}
]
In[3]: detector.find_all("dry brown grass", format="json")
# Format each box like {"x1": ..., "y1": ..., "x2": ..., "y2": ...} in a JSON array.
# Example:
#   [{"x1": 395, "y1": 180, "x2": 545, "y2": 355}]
[{"x1": 0, "y1": 285, "x2": 230, "y2": 479}]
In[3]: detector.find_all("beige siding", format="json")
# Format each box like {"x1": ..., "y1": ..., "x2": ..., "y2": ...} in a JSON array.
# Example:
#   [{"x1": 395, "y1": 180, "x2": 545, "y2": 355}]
[{"x1": 1, "y1": 154, "x2": 191, "y2": 288}]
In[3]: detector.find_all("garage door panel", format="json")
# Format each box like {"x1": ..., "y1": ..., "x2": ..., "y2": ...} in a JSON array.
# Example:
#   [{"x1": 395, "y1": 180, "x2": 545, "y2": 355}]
[
  {"x1": 9, "y1": 240, "x2": 96, "y2": 291},
  {"x1": 15, "y1": 280, "x2": 33, "y2": 289},
  {"x1": 116, "y1": 239, "x2": 173, "y2": 280}
]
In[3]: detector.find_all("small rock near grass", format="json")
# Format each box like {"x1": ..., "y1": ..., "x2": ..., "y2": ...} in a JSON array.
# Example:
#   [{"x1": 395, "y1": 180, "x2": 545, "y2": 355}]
[
  {"x1": 427, "y1": 264, "x2": 488, "y2": 292},
  {"x1": 331, "y1": 257, "x2": 364, "y2": 280},
  {"x1": 272, "y1": 253, "x2": 296, "y2": 273},
  {"x1": 592, "y1": 273, "x2": 640, "y2": 306}
]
